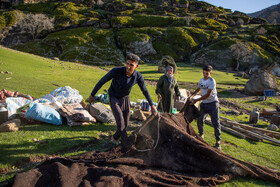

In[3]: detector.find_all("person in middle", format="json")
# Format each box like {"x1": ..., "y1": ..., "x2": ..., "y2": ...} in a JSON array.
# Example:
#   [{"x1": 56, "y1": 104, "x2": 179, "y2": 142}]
[{"x1": 156, "y1": 66, "x2": 180, "y2": 114}]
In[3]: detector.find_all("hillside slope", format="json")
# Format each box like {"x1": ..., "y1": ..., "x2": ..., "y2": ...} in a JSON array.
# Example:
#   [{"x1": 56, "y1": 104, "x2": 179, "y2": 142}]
[
  {"x1": 248, "y1": 3, "x2": 280, "y2": 24},
  {"x1": 0, "y1": 0, "x2": 279, "y2": 72},
  {"x1": 0, "y1": 46, "x2": 157, "y2": 102}
]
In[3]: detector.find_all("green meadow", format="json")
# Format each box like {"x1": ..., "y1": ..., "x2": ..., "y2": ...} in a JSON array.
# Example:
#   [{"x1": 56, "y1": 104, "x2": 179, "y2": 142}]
[{"x1": 0, "y1": 46, "x2": 279, "y2": 186}]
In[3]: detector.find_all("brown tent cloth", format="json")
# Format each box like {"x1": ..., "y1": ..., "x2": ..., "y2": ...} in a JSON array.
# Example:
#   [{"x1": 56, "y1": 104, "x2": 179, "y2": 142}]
[{"x1": 12, "y1": 102, "x2": 280, "y2": 187}]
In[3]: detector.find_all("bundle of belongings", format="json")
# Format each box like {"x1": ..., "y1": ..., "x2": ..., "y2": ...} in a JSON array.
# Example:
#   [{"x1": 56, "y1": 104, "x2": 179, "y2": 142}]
[
  {"x1": 2, "y1": 86, "x2": 98, "y2": 127},
  {"x1": 59, "y1": 103, "x2": 96, "y2": 126},
  {"x1": 12, "y1": 101, "x2": 280, "y2": 186},
  {"x1": 86, "y1": 103, "x2": 115, "y2": 124}
]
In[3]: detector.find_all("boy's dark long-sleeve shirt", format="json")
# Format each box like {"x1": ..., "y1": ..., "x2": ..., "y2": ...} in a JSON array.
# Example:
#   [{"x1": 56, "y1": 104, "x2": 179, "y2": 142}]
[{"x1": 91, "y1": 67, "x2": 153, "y2": 106}]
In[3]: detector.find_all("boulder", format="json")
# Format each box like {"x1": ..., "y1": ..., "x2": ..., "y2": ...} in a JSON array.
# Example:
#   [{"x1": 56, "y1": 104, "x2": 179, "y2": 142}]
[
  {"x1": 52, "y1": 57, "x2": 60, "y2": 61},
  {"x1": 127, "y1": 40, "x2": 157, "y2": 57},
  {"x1": 245, "y1": 69, "x2": 280, "y2": 95},
  {"x1": 266, "y1": 63, "x2": 280, "y2": 77},
  {"x1": 158, "y1": 55, "x2": 177, "y2": 73},
  {"x1": 271, "y1": 114, "x2": 280, "y2": 126},
  {"x1": 0, "y1": 119, "x2": 21, "y2": 132}
]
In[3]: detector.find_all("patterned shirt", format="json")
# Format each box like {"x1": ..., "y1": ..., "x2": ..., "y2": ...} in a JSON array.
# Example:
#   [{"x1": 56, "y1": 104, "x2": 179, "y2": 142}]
[{"x1": 198, "y1": 77, "x2": 218, "y2": 103}]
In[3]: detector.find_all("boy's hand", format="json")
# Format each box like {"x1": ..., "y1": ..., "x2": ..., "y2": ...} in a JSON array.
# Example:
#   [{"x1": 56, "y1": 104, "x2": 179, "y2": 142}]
[
  {"x1": 88, "y1": 95, "x2": 95, "y2": 104},
  {"x1": 151, "y1": 105, "x2": 157, "y2": 116},
  {"x1": 157, "y1": 93, "x2": 162, "y2": 100},
  {"x1": 190, "y1": 99, "x2": 197, "y2": 105}
]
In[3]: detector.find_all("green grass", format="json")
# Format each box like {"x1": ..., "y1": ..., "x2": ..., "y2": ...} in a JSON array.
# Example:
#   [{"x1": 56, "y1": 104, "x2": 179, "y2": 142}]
[
  {"x1": 190, "y1": 118, "x2": 280, "y2": 187},
  {"x1": 0, "y1": 46, "x2": 279, "y2": 186},
  {"x1": 137, "y1": 63, "x2": 248, "y2": 85},
  {"x1": 0, "y1": 46, "x2": 157, "y2": 102}
]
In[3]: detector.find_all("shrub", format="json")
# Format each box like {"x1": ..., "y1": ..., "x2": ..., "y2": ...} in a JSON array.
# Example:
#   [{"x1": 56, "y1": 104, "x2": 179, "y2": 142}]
[
  {"x1": 165, "y1": 27, "x2": 197, "y2": 51},
  {"x1": 1, "y1": 10, "x2": 23, "y2": 28},
  {"x1": 111, "y1": 16, "x2": 134, "y2": 25},
  {"x1": 191, "y1": 17, "x2": 228, "y2": 31},
  {"x1": 0, "y1": 16, "x2": 6, "y2": 30},
  {"x1": 53, "y1": 2, "x2": 84, "y2": 26},
  {"x1": 111, "y1": 0, "x2": 134, "y2": 9},
  {"x1": 183, "y1": 27, "x2": 219, "y2": 43},
  {"x1": 208, "y1": 37, "x2": 237, "y2": 50},
  {"x1": 15, "y1": 14, "x2": 54, "y2": 39},
  {"x1": 13, "y1": 2, "x2": 54, "y2": 14},
  {"x1": 179, "y1": 0, "x2": 188, "y2": 4},
  {"x1": 153, "y1": 41, "x2": 180, "y2": 60},
  {"x1": 111, "y1": 14, "x2": 186, "y2": 27}
]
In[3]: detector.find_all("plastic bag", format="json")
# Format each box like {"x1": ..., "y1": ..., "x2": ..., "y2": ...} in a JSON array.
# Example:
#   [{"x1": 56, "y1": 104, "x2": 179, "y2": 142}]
[{"x1": 25, "y1": 103, "x2": 62, "y2": 125}]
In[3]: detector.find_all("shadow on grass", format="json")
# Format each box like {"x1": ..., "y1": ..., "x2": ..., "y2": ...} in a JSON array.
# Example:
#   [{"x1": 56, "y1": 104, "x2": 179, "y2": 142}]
[
  {"x1": 0, "y1": 123, "x2": 117, "y2": 170},
  {"x1": 245, "y1": 99, "x2": 261, "y2": 103},
  {"x1": 21, "y1": 122, "x2": 116, "y2": 132}
]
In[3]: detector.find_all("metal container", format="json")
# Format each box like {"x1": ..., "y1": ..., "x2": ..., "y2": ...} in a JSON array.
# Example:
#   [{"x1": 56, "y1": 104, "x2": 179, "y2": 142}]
[
  {"x1": 249, "y1": 108, "x2": 259, "y2": 124},
  {"x1": 0, "y1": 103, "x2": 8, "y2": 124}
]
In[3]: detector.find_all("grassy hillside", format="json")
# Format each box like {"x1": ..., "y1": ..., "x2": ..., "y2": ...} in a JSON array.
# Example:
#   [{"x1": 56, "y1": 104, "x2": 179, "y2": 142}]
[
  {"x1": 1, "y1": 0, "x2": 279, "y2": 70},
  {"x1": 0, "y1": 47, "x2": 279, "y2": 187},
  {"x1": 0, "y1": 46, "x2": 157, "y2": 102}
]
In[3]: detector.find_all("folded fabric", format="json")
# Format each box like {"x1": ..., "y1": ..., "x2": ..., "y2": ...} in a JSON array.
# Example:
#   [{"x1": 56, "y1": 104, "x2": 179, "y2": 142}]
[
  {"x1": 25, "y1": 103, "x2": 62, "y2": 125},
  {"x1": 70, "y1": 113, "x2": 91, "y2": 122},
  {"x1": 59, "y1": 103, "x2": 96, "y2": 126}
]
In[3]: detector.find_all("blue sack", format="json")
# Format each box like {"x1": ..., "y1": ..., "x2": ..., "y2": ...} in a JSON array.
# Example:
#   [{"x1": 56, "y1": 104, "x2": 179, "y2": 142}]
[{"x1": 26, "y1": 103, "x2": 62, "y2": 125}]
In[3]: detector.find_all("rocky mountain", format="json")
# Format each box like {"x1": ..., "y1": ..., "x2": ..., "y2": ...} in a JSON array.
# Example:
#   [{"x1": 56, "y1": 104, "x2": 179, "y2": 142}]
[
  {"x1": 0, "y1": 0, "x2": 279, "y2": 71},
  {"x1": 248, "y1": 3, "x2": 280, "y2": 24}
]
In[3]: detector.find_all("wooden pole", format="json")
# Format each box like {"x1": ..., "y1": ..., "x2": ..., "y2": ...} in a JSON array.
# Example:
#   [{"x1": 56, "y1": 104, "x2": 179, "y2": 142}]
[{"x1": 220, "y1": 116, "x2": 280, "y2": 139}]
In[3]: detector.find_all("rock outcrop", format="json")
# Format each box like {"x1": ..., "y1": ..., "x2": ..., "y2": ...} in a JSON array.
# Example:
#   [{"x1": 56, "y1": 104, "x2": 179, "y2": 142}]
[
  {"x1": 190, "y1": 38, "x2": 274, "y2": 71},
  {"x1": 245, "y1": 69, "x2": 280, "y2": 95},
  {"x1": 158, "y1": 55, "x2": 177, "y2": 73},
  {"x1": 0, "y1": 14, "x2": 54, "y2": 47},
  {"x1": 127, "y1": 39, "x2": 157, "y2": 57}
]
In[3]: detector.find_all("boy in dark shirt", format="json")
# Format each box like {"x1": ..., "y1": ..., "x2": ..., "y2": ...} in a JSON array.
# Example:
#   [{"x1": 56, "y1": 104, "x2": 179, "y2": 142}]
[{"x1": 89, "y1": 54, "x2": 157, "y2": 143}]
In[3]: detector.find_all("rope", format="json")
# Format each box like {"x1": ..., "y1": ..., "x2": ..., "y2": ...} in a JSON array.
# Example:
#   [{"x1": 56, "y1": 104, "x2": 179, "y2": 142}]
[
  {"x1": 134, "y1": 97, "x2": 162, "y2": 152},
  {"x1": 171, "y1": 114, "x2": 185, "y2": 132},
  {"x1": 134, "y1": 112, "x2": 161, "y2": 152}
]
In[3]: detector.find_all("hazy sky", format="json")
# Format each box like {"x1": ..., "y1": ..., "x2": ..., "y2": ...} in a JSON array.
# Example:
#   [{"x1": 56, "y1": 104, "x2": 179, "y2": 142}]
[{"x1": 200, "y1": 0, "x2": 280, "y2": 13}]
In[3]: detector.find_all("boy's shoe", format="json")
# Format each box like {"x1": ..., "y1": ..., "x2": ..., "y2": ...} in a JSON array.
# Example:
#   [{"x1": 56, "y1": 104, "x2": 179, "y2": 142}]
[
  {"x1": 215, "y1": 141, "x2": 221, "y2": 151},
  {"x1": 199, "y1": 134, "x2": 204, "y2": 139},
  {"x1": 111, "y1": 136, "x2": 120, "y2": 145}
]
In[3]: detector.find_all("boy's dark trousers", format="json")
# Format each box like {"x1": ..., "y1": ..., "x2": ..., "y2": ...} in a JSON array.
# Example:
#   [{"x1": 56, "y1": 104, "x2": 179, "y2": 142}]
[
  {"x1": 110, "y1": 95, "x2": 130, "y2": 141},
  {"x1": 197, "y1": 101, "x2": 221, "y2": 141}
]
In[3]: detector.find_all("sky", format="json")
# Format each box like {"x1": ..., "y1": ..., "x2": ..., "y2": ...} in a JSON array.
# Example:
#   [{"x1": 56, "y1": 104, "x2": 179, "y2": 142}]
[{"x1": 199, "y1": 0, "x2": 280, "y2": 14}]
